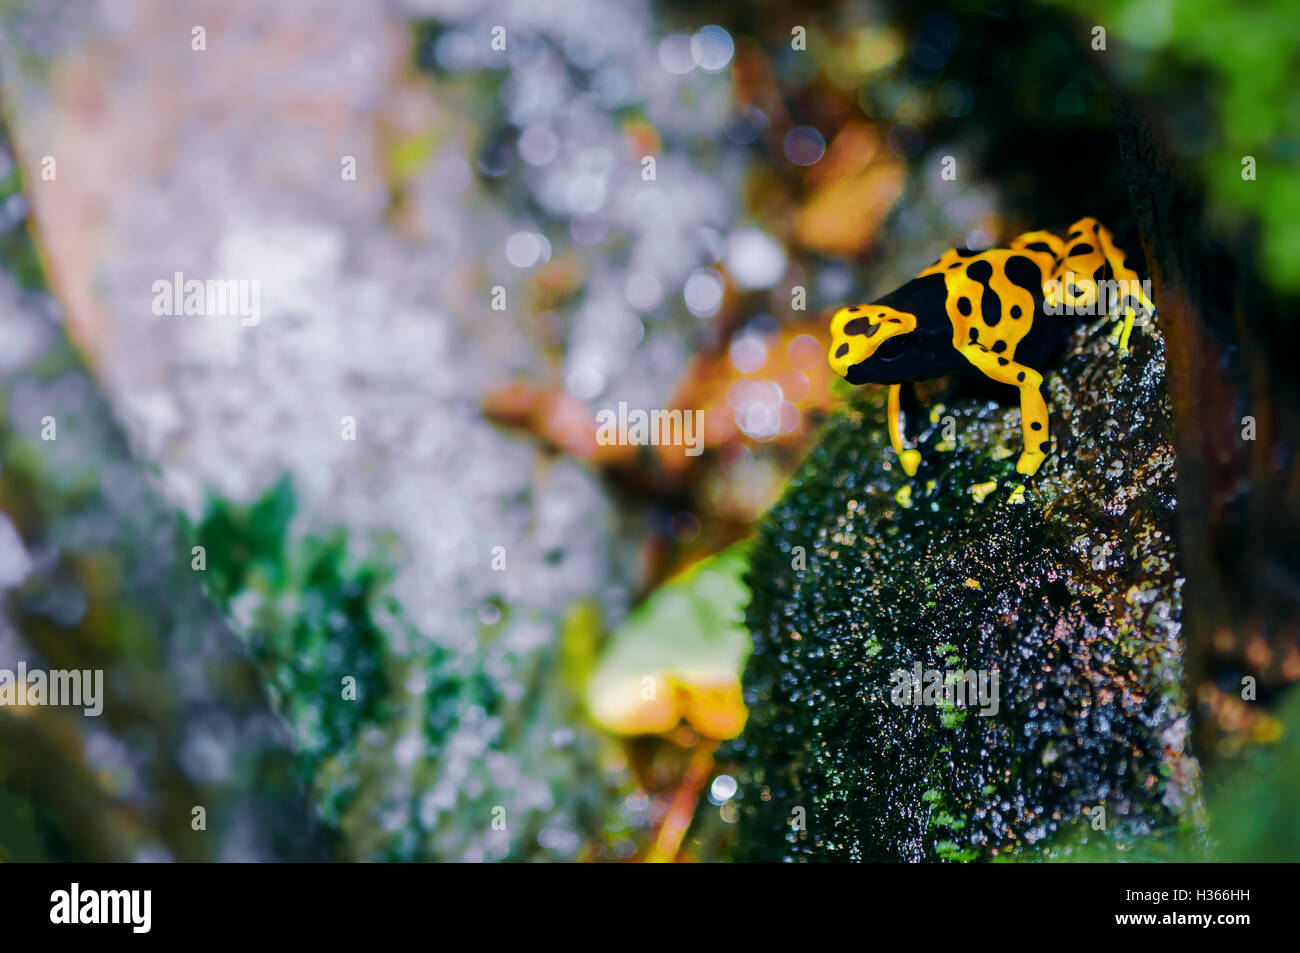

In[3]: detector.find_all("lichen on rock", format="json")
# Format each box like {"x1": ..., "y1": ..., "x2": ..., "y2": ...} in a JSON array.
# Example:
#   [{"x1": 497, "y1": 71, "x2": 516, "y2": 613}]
[{"x1": 729, "y1": 305, "x2": 1206, "y2": 861}]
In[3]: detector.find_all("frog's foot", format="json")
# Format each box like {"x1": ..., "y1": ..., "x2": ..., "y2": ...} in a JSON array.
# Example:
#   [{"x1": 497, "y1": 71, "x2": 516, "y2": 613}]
[
  {"x1": 1107, "y1": 317, "x2": 1125, "y2": 351},
  {"x1": 1091, "y1": 220, "x2": 1154, "y2": 359},
  {"x1": 1106, "y1": 306, "x2": 1137, "y2": 358},
  {"x1": 1016, "y1": 447, "x2": 1046, "y2": 476},
  {"x1": 886, "y1": 383, "x2": 921, "y2": 478},
  {"x1": 957, "y1": 345, "x2": 1050, "y2": 478}
]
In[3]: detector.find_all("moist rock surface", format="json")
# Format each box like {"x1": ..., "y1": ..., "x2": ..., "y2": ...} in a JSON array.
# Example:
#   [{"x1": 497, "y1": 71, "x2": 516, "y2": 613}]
[{"x1": 731, "y1": 312, "x2": 1203, "y2": 861}]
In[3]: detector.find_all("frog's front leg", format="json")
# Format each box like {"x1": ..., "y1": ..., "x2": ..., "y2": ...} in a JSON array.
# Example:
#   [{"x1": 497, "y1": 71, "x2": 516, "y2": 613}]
[
  {"x1": 886, "y1": 382, "x2": 922, "y2": 476},
  {"x1": 957, "y1": 344, "x2": 1049, "y2": 475}
]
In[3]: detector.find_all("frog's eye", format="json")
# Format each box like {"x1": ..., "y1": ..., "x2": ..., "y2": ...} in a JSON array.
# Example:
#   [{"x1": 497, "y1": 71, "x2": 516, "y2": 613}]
[{"x1": 844, "y1": 317, "x2": 882, "y2": 338}]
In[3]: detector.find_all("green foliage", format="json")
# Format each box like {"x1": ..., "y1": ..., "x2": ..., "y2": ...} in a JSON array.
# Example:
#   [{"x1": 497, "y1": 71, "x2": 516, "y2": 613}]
[
  {"x1": 588, "y1": 542, "x2": 753, "y2": 713},
  {"x1": 193, "y1": 479, "x2": 400, "y2": 805},
  {"x1": 0, "y1": 137, "x2": 46, "y2": 289},
  {"x1": 1204, "y1": 688, "x2": 1300, "y2": 862},
  {"x1": 190, "y1": 479, "x2": 620, "y2": 861},
  {"x1": 1046, "y1": 0, "x2": 1300, "y2": 290},
  {"x1": 0, "y1": 789, "x2": 50, "y2": 862},
  {"x1": 192, "y1": 476, "x2": 295, "y2": 602}
]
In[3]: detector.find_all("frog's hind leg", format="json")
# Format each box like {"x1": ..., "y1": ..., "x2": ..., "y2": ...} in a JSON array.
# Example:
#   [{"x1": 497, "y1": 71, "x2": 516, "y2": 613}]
[
  {"x1": 1065, "y1": 218, "x2": 1156, "y2": 356},
  {"x1": 887, "y1": 383, "x2": 922, "y2": 476},
  {"x1": 958, "y1": 344, "x2": 1050, "y2": 475},
  {"x1": 1010, "y1": 229, "x2": 1067, "y2": 260},
  {"x1": 1090, "y1": 221, "x2": 1156, "y2": 355},
  {"x1": 1010, "y1": 230, "x2": 1068, "y2": 310}
]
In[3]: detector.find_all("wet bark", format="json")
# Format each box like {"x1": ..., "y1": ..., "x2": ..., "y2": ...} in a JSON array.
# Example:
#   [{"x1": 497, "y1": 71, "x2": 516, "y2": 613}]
[{"x1": 1113, "y1": 93, "x2": 1300, "y2": 759}]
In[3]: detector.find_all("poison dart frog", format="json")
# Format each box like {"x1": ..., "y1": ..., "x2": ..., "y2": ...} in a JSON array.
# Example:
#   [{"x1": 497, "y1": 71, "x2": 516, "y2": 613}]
[{"x1": 827, "y1": 217, "x2": 1155, "y2": 477}]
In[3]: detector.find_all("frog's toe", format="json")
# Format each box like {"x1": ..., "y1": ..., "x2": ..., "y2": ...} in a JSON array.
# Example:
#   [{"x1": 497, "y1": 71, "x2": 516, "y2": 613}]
[
  {"x1": 1016, "y1": 449, "x2": 1046, "y2": 476},
  {"x1": 898, "y1": 449, "x2": 921, "y2": 477}
]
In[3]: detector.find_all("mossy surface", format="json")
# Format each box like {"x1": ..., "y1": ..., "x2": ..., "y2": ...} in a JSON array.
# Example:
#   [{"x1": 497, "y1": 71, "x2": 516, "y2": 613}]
[{"x1": 730, "y1": 310, "x2": 1205, "y2": 861}]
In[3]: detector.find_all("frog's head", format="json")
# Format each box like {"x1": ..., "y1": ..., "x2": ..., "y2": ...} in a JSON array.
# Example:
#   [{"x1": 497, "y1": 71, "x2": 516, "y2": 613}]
[{"x1": 828, "y1": 304, "x2": 918, "y2": 383}]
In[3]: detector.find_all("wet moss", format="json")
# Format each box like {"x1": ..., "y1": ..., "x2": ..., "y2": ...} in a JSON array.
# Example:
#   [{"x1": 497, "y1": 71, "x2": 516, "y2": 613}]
[{"x1": 729, "y1": 310, "x2": 1205, "y2": 861}]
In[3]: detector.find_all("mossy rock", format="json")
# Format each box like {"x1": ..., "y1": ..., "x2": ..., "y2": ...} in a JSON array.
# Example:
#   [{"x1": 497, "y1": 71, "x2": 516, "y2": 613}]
[{"x1": 730, "y1": 310, "x2": 1206, "y2": 861}]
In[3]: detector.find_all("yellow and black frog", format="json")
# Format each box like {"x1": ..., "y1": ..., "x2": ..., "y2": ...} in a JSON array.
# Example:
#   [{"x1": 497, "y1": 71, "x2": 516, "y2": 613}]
[{"x1": 828, "y1": 217, "x2": 1156, "y2": 476}]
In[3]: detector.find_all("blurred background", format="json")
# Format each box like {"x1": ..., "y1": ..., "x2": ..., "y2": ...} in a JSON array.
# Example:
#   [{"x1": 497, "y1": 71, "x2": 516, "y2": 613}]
[{"x1": 0, "y1": 0, "x2": 1296, "y2": 861}]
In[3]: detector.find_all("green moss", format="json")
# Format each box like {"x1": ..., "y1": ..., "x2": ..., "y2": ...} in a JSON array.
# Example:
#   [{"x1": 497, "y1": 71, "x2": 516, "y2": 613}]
[{"x1": 728, "y1": 309, "x2": 1205, "y2": 861}]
